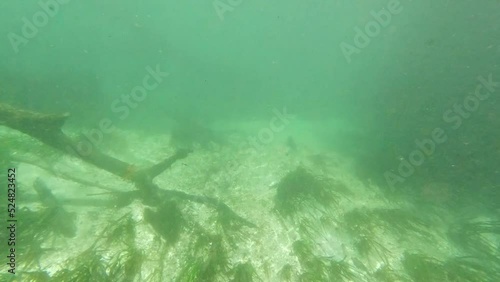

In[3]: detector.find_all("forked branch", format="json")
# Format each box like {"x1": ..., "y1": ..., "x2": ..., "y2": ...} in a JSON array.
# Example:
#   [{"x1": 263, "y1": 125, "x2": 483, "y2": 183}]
[{"x1": 0, "y1": 103, "x2": 255, "y2": 228}]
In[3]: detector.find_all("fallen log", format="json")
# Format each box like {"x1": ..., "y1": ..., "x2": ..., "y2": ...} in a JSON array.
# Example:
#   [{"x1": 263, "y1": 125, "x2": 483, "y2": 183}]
[{"x1": 0, "y1": 102, "x2": 255, "y2": 227}]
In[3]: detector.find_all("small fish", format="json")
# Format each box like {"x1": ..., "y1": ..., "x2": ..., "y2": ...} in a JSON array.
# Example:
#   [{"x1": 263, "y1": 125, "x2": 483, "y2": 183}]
[
  {"x1": 34, "y1": 178, "x2": 59, "y2": 207},
  {"x1": 33, "y1": 178, "x2": 77, "y2": 237},
  {"x1": 286, "y1": 136, "x2": 298, "y2": 152},
  {"x1": 351, "y1": 257, "x2": 369, "y2": 273}
]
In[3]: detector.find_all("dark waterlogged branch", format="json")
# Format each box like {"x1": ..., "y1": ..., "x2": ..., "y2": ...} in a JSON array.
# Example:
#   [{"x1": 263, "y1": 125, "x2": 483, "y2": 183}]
[
  {"x1": 11, "y1": 155, "x2": 121, "y2": 193},
  {"x1": 0, "y1": 102, "x2": 255, "y2": 227}
]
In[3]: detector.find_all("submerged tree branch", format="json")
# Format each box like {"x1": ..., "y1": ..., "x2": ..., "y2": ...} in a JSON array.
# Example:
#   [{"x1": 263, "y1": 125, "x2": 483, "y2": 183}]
[{"x1": 0, "y1": 102, "x2": 255, "y2": 228}]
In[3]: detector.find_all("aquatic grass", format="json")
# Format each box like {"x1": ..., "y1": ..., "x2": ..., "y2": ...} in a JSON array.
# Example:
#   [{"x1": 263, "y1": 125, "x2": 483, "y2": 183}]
[
  {"x1": 297, "y1": 216, "x2": 327, "y2": 242},
  {"x1": 16, "y1": 240, "x2": 47, "y2": 270},
  {"x1": 444, "y1": 256, "x2": 500, "y2": 282},
  {"x1": 341, "y1": 209, "x2": 391, "y2": 264},
  {"x1": 448, "y1": 220, "x2": 500, "y2": 259},
  {"x1": 176, "y1": 254, "x2": 227, "y2": 282},
  {"x1": 327, "y1": 259, "x2": 358, "y2": 282},
  {"x1": 353, "y1": 234, "x2": 390, "y2": 265},
  {"x1": 278, "y1": 264, "x2": 298, "y2": 282},
  {"x1": 17, "y1": 208, "x2": 58, "y2": 269},
  {"x1": 38, "y1": 206, "x2": 77, "y2": 238},
  {"x1": 229, "y1": 262, "x2": 260, "y2": 282},
  {"x1": 403, "y1": 254, "x2": 500, "y2": 282},
  {"x1": 21, "y1": 207, "x2": 59, "y2": 237},
  {"x1": 274, "y1": 167, "x2": 340, "y2": 219},
  {"x1": 296, "y1": 257, "x2": 358, "y2": 282},
  {"x1": 144, "y1": 265, "x2": 164, "y2": 282},
  {"x1": 52, "y1": 247, "x2": 110, "y2": 282},
  {"x1": 298, "y1": 258, "x2": 329, "y2": 282},
  {"x1": 107, "y1": 247, "x2": 144, "y2": 282},
  {"x1": 292, "y1": 240, "x2": 358, "y2": 282},
  {"x1": 329, "y1": 179, "x2": 354, "y2": 197},
  {"x1": 2, "y1": 271, "x2": 51, "y2": 282},
  {"x1": 342, "y1": 207, "x2": 434, "y2": 264},
  {"x1": 175, "y1": 258, "x2": 207, "y2": 282},
  {"x1": 373, "y1": 265, "x2": 409, "y2": 282},
  {"x1": 18, "y1": 198, "x2": 140, "y2": 281},
  {"x1": 176, "y1": 233, "x2": 229, "y2": 282},
  {"x1": 292, "y1": 240, "x2": 332, "y2": 281},
  {"x1": 48, "y1": 214, "x2": 142, "y2": 281},
  {"x1": 402, "y1": 252, "x2": 447, "y2": 282},
  {"x1": 373, "y1": 208, "x2": 433, "y2": 240},
  {"x1": 292, "y1": 240, "x2": 316, "y2": 265},
  {"x1": 215, "y1": 201, "x2": 251, "y2": 246},
  {"x1": 31, "y1": 178, "x2": 78, "y2": 238},
  {"x1": 342, "y1": 208, "x2": 376, "y2": 236},
  {"x1": 102, "y1": 213, "x2": 136, "y2": 246},
  {"x1": 144, "y1": 200, "x2": 185, "y2": 246}
]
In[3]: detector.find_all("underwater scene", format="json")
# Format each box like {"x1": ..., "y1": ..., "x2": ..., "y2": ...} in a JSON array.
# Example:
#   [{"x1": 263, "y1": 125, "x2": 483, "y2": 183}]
[{"x1": 0, "y1": 0, "x2": 499, "y2": 281}]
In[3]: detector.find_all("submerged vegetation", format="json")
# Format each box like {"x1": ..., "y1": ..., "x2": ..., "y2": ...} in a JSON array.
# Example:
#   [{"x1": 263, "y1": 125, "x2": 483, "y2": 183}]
[
  {"x1": 1, "y1": 104, "x2": 499, "y2": 281},
  {"x1": 144, "y1": 200, "x2": 185, "y2": 245},
  {"x1": 274, "y1": 167, "x2": 342, "y2": 218},
  {"x1": 1, "y1": 0, "x2": 499, "y2": 280},
  {"x1": 229, "y1": 262, "x2": 260, "y2": 282},
  {"x1": 448, "y1": 219, "x2": 500, "y2": 260},
  {"x1": 176, "y1": 233, "x2": 229, "y2": 282},
  {"x1": 372, "y1": 208, "x2": 433, "y2": 240},
  {"x1": 341, "y1": 208, "x2": 390, "y2": 265},
  {"x1": 291, "y1": 240, "x2": 357, "y2": 282},
  {"x1": 402, "y1": 252, "x2": 500, "y2": 282}
]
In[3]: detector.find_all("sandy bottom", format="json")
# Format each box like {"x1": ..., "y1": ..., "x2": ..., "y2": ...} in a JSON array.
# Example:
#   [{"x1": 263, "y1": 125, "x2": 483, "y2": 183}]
[{"x1": 1, "y1": 122, "x2": 496, "y2": 281}]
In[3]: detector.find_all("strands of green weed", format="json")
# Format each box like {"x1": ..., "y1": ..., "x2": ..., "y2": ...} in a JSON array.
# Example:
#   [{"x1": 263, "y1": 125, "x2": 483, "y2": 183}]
[
  {"x1": 274, "y1": 167, "x2": 341, "y2": 219},
  {"x1": 448, "y1": 220, "x2": 500, "y2": 259}
]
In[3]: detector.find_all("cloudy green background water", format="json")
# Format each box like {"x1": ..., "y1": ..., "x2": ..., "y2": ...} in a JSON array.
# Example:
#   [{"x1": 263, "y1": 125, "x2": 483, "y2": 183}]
[
  {"x1": 2, "y1": 0, "x2": 499, "y2": 207},
  {"x1": 1, "y1": 2, "x2": 500, "y2": 278}
]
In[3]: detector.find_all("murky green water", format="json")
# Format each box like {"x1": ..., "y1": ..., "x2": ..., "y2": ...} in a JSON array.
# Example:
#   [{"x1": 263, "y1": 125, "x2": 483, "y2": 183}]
[{"x1": 1, "y1": 1, "x2": 499, "y2": 281}]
